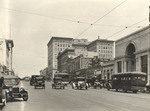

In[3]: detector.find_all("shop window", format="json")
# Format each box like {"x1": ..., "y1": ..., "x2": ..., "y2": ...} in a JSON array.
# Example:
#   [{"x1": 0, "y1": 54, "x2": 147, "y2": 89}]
[
  {"x1": 117, "y1": 61, "x2": 122, "y2": 73},
  {"x1": 141, "y1": 55, "x2": 148, "y2": 74}
]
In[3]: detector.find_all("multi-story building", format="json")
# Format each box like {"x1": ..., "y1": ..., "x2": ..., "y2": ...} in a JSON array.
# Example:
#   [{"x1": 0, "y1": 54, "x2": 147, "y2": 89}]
[
  {"x1": 47, "y1": 37, "x2": 73, "y2": 79},
  {"x1": 87, "y1": 38, "x2": 114, "y2": 60},
  {"x1": 115, "y1": 26, "x2": 150, "y2": 84},
  {"x1": 57, "y1": 48, "x2": 75, "y2": 73},
  {"x1": 101, "y1": 60, "x2": 114, "y2": 80},
  {"x1": 47, "y1": 36, "x2": 114, "y2": 80},
  {"x1": 47, "y1": 37, "x2": 90, "y2": 79},
  {"x1": 0, "y1": 38, "x2": 14, "y2": 75},
  {"x1": 40, "y1": 67, "x2": 48, "y2": 80},
  {"x1": 72, "y1": 39, "x2": 89, "y2": 57},
  {"x1": 68, "y1": 55, "x2": 93, "y2": 77}
]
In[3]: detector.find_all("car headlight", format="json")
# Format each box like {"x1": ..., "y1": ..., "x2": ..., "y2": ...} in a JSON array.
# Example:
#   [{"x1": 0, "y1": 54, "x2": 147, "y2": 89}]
[{"x1": 9, "y1": 87, "x2": 12, "y2": 91}]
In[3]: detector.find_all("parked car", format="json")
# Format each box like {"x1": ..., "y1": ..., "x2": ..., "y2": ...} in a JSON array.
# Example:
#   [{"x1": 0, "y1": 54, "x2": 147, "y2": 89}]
[
  {"x1": 0, "y1": 77, "x2": 6, "y2": 106},
  {"x1": 145, "y1": 85, "x2": 150, "y2": 93},
  {"x1": 93, "y1": 80, "x2": 102, "y2": 89},
  {"x1": 72, "y1": 77, "x2": 88, "y2": 90},
  {"x1": 89, "y1": 77, "x2": 102, "y2": 89},
  {"x1": 34, "y1": 76, "x2": 45, "y2": 89},
  {"x1": 30, "y1": 75, "x2": 39, "y2": 86},
  {"x1": 51, "y1": 77, "x2": 65, "y2": 89},
  {"x1": 3, "y1": 75, "x2": 28, "y2": 101}
]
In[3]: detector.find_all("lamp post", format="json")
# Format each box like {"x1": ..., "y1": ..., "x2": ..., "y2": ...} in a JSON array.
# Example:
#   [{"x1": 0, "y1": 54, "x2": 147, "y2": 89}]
[{"x1": 8, "y1": 42, "x2": 12, "y2": 75}]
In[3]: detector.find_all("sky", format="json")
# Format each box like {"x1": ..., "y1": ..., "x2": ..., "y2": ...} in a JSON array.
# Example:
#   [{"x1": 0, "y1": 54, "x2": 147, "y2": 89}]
[{"x1": 0, "y1": 0, "x2": 150, "y2": 77}]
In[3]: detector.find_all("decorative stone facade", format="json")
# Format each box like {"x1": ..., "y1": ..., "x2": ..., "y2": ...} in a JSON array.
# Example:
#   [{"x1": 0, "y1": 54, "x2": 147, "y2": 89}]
[{"x1": 115, "y1": 26, "x2": 150, "y2": 84}]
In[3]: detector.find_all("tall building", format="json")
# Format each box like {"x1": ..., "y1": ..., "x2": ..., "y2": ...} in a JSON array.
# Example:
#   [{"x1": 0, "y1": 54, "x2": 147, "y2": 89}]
[
  {"x1": 87, "y1": 39, "x2": 114, "y2": 60},
  {"x1": 0, "y1": 38, "x2": 14, "y2": 75},
  {"x1": 57, "y1": 48, "x2": 75, "y2": 73},
  {"x1": 40, "y1": 67, "x2": 48, "y2": 80},
  {"x1": 47, "y1": 36, "x2": 114, "y2": 80},
  {"x1": 72, "y1": 39, "x2": 89, "y2": 57},
  {"x1": 47, "y1": 37, "x2": 73, "y2": 79}
]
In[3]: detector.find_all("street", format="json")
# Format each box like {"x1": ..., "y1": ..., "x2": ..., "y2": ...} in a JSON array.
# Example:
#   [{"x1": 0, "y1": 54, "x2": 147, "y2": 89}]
[{"x1": 1, "y1": 81, "x2": 150, "y2": 111}]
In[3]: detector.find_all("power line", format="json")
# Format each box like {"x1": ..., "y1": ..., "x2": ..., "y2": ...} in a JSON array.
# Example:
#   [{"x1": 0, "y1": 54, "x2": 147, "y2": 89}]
[
  {"x1": 0, "y1": 7, "x2": 78, "y2": 23},
  {"x1": 105, "y1": 18, "x2": 148, "y2": 39},
  {"x1": 75, "y1": 0, "x2": 127, "y2": 39},
  {"x1": 1, "y1": 5, "x2": 145, "y2": 29}
]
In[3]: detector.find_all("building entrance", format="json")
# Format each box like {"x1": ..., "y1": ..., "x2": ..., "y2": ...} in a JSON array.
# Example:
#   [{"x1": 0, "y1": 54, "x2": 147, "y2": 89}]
[{"x1": 125, "y1": 43, "x2": 136, "y2": 72}]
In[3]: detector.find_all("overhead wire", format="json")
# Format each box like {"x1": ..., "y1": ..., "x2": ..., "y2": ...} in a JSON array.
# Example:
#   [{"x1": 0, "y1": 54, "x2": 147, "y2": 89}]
[
  {"x1": 0, "y1": 7, "x2": 78, "y2": 23},
  {"x1": 0, "y1": 4, "x2": 145, "y2": 29},
  {"x1": 75, "y1": 0, "x2": 127, "y2": 39},
  {"x1": 105, "y1": 18, "x2": 148, "y2": 39}
]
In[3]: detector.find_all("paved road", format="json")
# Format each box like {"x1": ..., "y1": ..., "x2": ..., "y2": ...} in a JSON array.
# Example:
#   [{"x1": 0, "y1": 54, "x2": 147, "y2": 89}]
[{"x1": 1, "y1": 81, "x2": 150, "y2": 111}]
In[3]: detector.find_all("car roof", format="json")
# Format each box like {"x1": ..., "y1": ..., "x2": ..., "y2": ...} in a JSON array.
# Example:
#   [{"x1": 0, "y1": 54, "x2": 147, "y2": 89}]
[
  {"x1": 54, "y1": 77, "x2": 62, "y2": 79},
  {"x1": 75, "y1": 77, "x2": 86, "y2": 79},
  {"x1": 2, "y1": 75, "x2": 18, "y2": 79},
  {"x1": 112, "y1": 72, "x2": 147, "y2": 76}
]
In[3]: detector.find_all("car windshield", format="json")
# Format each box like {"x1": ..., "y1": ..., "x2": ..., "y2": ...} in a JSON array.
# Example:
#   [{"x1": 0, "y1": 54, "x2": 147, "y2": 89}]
[
  {"x1": 4, "y1": 78, "x2": 18, "y2": 86},
  {"x1": 76, "y1": 78, "x2": 85, "y2": 81},
  {"x1": 36, "y1": 76, "x2": 43, "y2": 80}
]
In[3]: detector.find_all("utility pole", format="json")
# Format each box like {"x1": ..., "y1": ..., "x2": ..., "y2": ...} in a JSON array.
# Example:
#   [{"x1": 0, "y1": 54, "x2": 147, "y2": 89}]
[{"x1": 149, "y1": 6, "x2": 150, "y2": 24}]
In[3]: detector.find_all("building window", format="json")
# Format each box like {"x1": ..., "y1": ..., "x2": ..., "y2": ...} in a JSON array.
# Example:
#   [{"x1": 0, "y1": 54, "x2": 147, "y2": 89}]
[
  {"x1": 141, "y1": 55, "x2": 148, "y2": 74},
  {"x1": 117, "y1": 61, "x2": 122, "y2": 73}
]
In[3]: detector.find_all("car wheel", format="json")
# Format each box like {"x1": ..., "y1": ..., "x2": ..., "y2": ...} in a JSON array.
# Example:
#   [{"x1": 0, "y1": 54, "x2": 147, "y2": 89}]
[
  {"x1": 123, "y1": 87, "x2": 127, "y2": 93},
  {"x1": 72, "y1": 86, "x2": 74, "y2": 89},
  {"x1": 11, "y1": 97, "x2": 14, "y2": 102},
  {"x1": 107, "y1": 86, "x2": 110, "y2": 91},
  {"x1": 3, "y1": 99, "x2": 6, "y2": 106},
  {"x1": 23, "y1": 92, "x2": 28, "y2": 101},
  {"x1": 133, "y1": 90, "x2": 137, "y2": 93},
  {"x1": 85, "y1": 86, "x2": 88, "y2": 90}
]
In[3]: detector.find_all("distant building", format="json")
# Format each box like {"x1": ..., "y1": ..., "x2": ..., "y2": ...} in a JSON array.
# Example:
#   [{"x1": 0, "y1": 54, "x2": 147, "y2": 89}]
[
  {"x1": 47, "y1": 36, "x2": 115, "y2": 80},
  {"x1": 0, "y1": 38, "x2": 14, "y2": 75},
  {"x1": 101, "y1": 60, "x2": 114, "y2": 80},
  {"x1": 87, "y1": 38, "x2": 114, "y2": 60},
  {"x1": 40, "y1": 67, "x2": 48, "y2": 80},
  {"x1": 47, "y1": 37, "x2": 90, "y2": 79},
  {"x1": 47, "y1": 37, "x2": 73, "y2": 79},
  {"x1": 115, "y1": 26, "x2": 150, "y2": 84},
  {"x1": 57, "y1": 48, "x2": 75, "y2": 73},
  {"x1": 68, "y1": 55, "x2": 93, "y2": 78}
]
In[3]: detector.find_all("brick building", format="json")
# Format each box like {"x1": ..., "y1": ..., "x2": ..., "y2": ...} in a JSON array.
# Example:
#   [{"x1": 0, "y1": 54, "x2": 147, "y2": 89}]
[
  {"x1": 47, "y1": 37, "x2": 89, "y2": 79},
  {"x1": 57, "y1": 48, "x2": 75, "y2": 73}
]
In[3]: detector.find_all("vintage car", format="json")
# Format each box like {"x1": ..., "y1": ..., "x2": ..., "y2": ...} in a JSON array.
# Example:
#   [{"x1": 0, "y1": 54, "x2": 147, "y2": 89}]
[
  {"x1": 93, "y1": 80, "x2": 102, "y2": 89},
  {"x1": 0, "y1": 77, "x2": 6, "y2": 106},
  {"x1": 145, "y1": 85, "x2": 150, "y2": 93},
  {"x1": 89, "y1": 77, "x2": 102, "y2": 89},
  {"x1": 72, "y1": 77, "x2": 88, "y2": 90},
  {"x1": 3, "y1": 75, "x2": 28, "y2": 101},
  {"x1": 34, "y1": 76, "x2": 45, "y2": 89},
  {"x1": 30, "y1": 75, "x2": 39, "y2": 86},
  {"x1": 51, "y1": 77, "x2": 65, "y2": 89}
]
